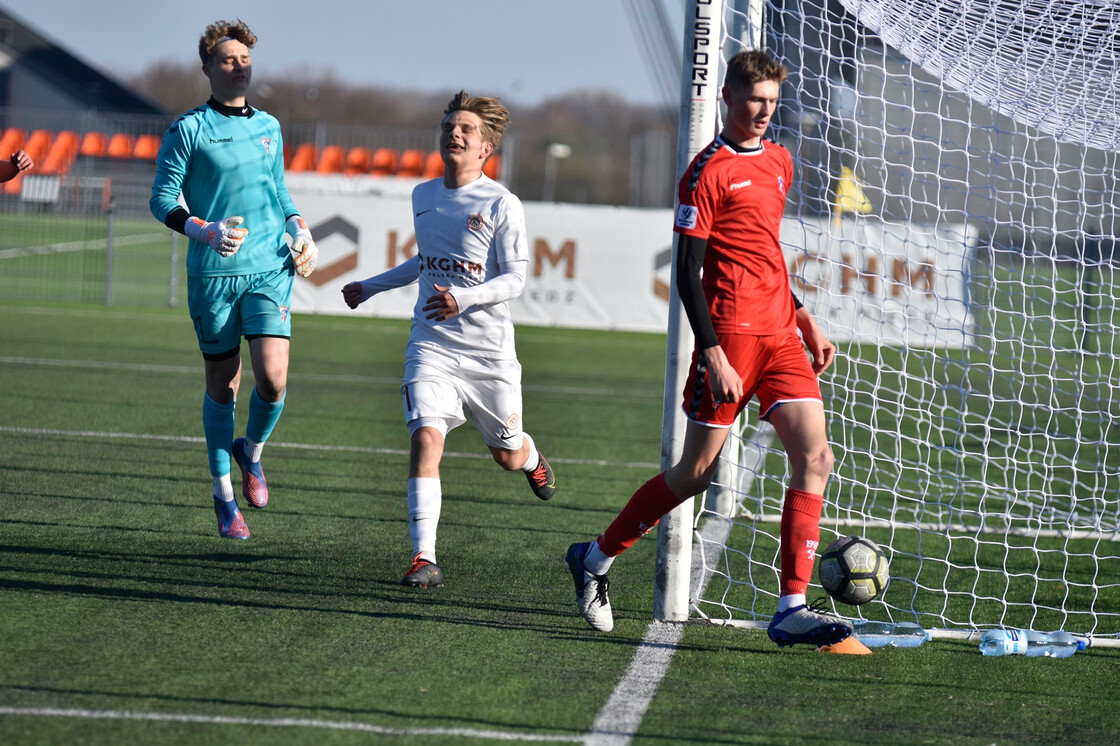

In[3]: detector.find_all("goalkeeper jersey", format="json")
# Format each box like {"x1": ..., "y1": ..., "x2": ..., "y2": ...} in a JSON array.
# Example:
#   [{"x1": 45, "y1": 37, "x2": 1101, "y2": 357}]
[
  {"x1": 674, "y1": 136, "x2": 795, "y2": 336},
  {"x1": 150, "y1": 100, "x2": 297, "y2": 278},
  {"x1": 408, "y1": 174, "x2": 529, "y2": 359}
]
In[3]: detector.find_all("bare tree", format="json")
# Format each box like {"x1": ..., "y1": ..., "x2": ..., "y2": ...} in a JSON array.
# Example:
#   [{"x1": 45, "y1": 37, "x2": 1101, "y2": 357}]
[{"x1": 128, "y1": 63, "x2": 676, "y2": 206}]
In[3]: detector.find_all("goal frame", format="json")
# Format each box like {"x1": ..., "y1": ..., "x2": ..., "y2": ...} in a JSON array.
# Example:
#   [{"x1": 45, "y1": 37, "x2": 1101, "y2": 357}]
[{"x1": 653, "y1": 0, "x2": 1120, "y2": 649}]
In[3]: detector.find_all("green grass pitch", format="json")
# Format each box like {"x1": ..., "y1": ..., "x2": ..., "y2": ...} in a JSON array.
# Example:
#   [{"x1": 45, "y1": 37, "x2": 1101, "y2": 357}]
[{"x1": 1, "y1": 301, "x2": 1118, "y2": 745}]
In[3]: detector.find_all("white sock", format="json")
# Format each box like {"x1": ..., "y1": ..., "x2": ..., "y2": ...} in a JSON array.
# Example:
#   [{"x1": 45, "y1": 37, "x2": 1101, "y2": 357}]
[
  {"x1": 245, "y1": 437, "x2": 263, "y2": 463},
  {"x1": 407, "y1": 477, "x2": 442, "y2": 563},
  {"x1": 520, "y1": 432, "x2": 540, "y2": 472},
  {"x1": 213, "y1": 475, "x2": 235, "y2": 502},
  {"x1": 582, "y1": 539, "x2": 615, "y2": 576},
  {"x1": 777, "y1": 593, "x2": 806, "y2": 613}
]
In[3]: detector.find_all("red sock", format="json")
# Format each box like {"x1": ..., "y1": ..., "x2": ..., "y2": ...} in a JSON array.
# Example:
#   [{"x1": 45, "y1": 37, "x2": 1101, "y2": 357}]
[
  {"x1": 779, "y1": 488, "x2": 824, "y2": 597},
  {"x1": 597, "y1": 473, "x2": 685, "y2": 556}
]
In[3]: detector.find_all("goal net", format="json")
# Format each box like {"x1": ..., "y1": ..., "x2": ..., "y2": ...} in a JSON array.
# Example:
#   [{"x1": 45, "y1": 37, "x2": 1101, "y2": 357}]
[{"x1": 657, "y1": 0, "x2": 1120, "y2": 645}]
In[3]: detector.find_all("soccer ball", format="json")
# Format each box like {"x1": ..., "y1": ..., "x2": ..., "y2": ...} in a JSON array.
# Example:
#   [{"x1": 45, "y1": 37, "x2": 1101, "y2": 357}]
[{"x1": 818, "y1": 535, "x2": 890, "y2": 605}]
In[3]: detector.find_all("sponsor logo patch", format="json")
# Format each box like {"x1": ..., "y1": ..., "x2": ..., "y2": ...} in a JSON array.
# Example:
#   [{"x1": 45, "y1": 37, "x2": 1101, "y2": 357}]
[{"x1": 675, "y1": 204, "x2": 698, "y2": 230}]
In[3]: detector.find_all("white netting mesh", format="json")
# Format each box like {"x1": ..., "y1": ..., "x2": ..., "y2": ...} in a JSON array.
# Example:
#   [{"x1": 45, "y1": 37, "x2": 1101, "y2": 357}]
[
  {"x1": 837, "y1": 0, "x2": 1120, "y2": 151},
  {"x1": 683, "y1": 0, "x2": 1120, "y2": 642}
]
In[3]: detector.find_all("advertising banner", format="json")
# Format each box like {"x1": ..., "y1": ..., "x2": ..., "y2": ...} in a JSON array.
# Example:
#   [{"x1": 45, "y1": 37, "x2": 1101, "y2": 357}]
[{"x1": 288, "y1": 184, "x2": 974, "y2": 347}]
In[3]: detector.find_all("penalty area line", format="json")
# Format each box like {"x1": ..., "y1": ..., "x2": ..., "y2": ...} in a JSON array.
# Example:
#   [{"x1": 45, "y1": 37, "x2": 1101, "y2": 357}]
[{"x1": 0, "y1": 707, "x2": 582, "y2": 743}]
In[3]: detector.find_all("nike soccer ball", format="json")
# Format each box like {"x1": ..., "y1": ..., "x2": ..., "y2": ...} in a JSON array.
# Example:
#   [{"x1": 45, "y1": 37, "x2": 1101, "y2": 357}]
[{"x1": 818, "y1": 535, "x2": 890, "y2": 605}]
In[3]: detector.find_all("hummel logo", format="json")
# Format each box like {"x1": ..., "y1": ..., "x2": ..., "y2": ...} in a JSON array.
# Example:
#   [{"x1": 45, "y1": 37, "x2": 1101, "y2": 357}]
[
  {"x1": 729, "y1": 179, "x2": 752, "y2": 190},
  {"x1": 415, "y1": 209, "x2": 433, "y2": 217}
]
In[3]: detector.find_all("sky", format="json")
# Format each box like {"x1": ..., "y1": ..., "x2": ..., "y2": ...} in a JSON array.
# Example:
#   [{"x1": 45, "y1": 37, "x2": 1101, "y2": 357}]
[{"x1": 2, "y1": 0, "x2": 683, "y2": 108}]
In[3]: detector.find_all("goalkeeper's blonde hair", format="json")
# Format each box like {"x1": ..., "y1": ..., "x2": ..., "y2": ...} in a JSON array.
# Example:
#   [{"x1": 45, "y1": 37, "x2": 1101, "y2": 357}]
[
  {"x1": 199, "y1": 19, "x2": 257, "y2": 63},
  {"x1": 444, "y1": 91, "x2": 511, "y2": 148}
]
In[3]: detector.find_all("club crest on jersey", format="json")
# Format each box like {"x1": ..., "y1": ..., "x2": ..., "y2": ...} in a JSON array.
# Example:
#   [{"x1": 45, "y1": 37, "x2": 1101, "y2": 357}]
[
  {"x1": 467, "y1": 213, "x2": 485, "y2": 231},
  {"x1": 505, "y1": 413, "x2": 520, "y2": 431},
  {"x1": 279, "y1": 305, "x2": 290, "y2": 324},
  {"x1": 777, "y1": 175, "x2": 785, "y2": 194},
  {"x1": 260, "y1": 137, "x2": 273, "y2": 155}
]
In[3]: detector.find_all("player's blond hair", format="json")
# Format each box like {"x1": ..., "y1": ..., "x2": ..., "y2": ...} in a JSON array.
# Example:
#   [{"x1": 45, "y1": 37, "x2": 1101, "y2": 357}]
[
  {"x1": 443, "y1": 90, "x2": 511, "y2": 148},
  {"x1": 724, "y1": 49, "x2": 788, "y2": 91},
  {"x1": 198, "y1": 19, "x2": 257, "y2": 63}
]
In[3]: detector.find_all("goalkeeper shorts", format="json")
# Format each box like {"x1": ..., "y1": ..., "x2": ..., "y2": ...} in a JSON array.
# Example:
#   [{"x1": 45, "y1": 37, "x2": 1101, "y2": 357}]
[{"x1": 187, "y1": 267, "x2": 294, "y2": 356}]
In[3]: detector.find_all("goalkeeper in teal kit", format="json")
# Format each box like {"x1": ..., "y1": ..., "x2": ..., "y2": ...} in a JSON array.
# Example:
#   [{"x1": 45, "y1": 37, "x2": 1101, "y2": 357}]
[{"x1": 150, "y1": 19, "x2": 318, "y2": 539}]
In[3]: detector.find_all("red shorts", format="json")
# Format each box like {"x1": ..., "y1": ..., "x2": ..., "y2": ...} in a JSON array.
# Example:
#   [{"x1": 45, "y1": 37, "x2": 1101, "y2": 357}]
[{"x1": 682, "y1": 331, "x2": 822, "y2": 427}]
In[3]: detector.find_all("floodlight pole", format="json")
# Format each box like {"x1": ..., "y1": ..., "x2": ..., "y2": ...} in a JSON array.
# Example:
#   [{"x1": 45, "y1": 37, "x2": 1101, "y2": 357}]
[{"x1": 543, "y1": 142, "x2": 571, "y2": 202}]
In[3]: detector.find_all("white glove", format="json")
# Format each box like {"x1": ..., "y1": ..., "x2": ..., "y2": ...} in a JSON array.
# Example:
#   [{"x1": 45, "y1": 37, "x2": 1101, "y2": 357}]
[
  {"x1": 185, "y1": 216, "x2": 248, "y2": 257},
  {"x1": 287, "y1": 216, "x2": 318, "y2": 278}
]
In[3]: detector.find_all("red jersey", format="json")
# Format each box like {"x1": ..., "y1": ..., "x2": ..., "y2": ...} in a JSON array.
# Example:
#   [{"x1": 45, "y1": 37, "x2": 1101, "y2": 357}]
[{"x1": 674, "y1": 136, "x2": 795, "y2": 335}]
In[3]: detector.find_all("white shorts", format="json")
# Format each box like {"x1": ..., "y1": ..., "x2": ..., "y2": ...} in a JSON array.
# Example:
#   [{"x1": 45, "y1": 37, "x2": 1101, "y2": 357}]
[{"x1": 402, "y1": 351, "x2": 524, "y2": 451}]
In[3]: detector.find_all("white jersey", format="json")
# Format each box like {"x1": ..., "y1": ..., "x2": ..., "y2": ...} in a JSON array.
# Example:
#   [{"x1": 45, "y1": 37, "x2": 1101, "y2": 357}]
[{"x1": 408, "y1": 174, "x2": 529, "y2": 359}]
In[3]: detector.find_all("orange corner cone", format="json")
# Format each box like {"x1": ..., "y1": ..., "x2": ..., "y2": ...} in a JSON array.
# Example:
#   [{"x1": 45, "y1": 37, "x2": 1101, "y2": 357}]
[{"x1": 817, "y1": 636, "x2": 873, "y2": 655}]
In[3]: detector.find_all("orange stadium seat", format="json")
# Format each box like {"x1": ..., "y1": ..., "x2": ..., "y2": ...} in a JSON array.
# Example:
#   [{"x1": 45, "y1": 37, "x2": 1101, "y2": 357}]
[
  {"x1": 344, "y1": 146, "x2": 372, "y2": 175},
  {"x1": 397, "y1": 149, "x2": 425, "y2": 178},
  {"x1": 422, "y1": 150, "x2": 444, "y2": 179},
  {"x1": 24, "y1": 129, "x2": 53, "y2": 162},
  {"x1": 283, "y1": 143, "x2": 293, "y2": 168},
  {"x1": 40, "y1": 130, "x2": 79, "y2": 175},
  {"x1": 80, "y1": 131, "x2": 107, "y2": 157},
  {"x1": 370, "y1": 147, "x2": 399, "y2": 176},
  {"x1": 106, "y1": 133, "x2": 134, "y2": 158},
  {"x1": 132, "y1": 134, "x2": 161, "y2": 160},
  {"x1": 0, "y1": 127, "x2": 26, "y2": 156},
  {"x1": 288, "y1": 143, "x2": 316, "y2": 172},
  {"x1": 316, "y1": 144, "x2": 345, "y2": 174},
  {"x1": 483, "y1": 154, "x2": 502, "y2": 180}
]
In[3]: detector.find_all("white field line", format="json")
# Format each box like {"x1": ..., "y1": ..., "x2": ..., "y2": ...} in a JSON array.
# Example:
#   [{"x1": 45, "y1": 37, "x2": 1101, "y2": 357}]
[
  {"x1": 0, "y1": 356, "x2": 658, "y2": 400},
  {"x1": 0, "y1": 232, "x2": 166, "y2": 260},
  {"x1": 0, "y1": 707, "x2": 581, "y2": 742},
  {"x1": 0, "y1": 426, "x2": 659, "y2": 470}
]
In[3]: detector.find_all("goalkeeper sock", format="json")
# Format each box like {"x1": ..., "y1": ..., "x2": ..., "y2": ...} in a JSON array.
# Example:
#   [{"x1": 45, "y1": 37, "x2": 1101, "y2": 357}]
[
  {"x1": 598, "y1": 473, "x2": 683, "y2": 556},
  {"x1": 213, "y1": 475, "x2": 235, "y2": 503},
  {"x1": 245, "y1": 387, "x2": 285, "y2": 453},
  {"x1": 202, "y1": 392, "x2": 235, "y2": 478},
  {"x1": 779, "y1": 488, "x2": 824, "y2": 597},
  {"x1": 519, "y1": 432, "x2": 540, "y2": 472},
  {"x1": 243, "y1": 437, "x2": 264, "y2": 463},
  {"x1": 407, "y1": 477, "x2": 441, "y2": 563}
]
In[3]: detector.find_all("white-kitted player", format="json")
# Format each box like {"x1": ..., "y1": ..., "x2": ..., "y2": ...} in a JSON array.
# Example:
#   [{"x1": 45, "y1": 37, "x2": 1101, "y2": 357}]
[{"x1": 342, "y1": 90, "x2": 557, "y2": 588}]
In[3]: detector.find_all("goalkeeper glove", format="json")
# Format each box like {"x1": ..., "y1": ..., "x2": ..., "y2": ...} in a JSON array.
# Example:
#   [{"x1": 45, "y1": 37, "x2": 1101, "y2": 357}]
[
  {"x1": 185, "y1": 215, "x2": 248, "y2": 257},
  {"x1": 286, "y1": 216, "x2": 319, "y2": 278}
]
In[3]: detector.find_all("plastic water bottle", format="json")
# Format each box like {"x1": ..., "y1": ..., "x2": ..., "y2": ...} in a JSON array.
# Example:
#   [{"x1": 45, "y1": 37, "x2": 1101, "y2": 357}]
[
  {"x1": 851, "y1": 620, "x2": 931, "y2": 648},
  {"x1": 978, "y1": 629, "x2": 1085, "y2": 657}
]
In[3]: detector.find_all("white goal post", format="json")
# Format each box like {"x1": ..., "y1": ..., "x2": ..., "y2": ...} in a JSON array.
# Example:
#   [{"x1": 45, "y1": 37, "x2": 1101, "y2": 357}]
[{"x1": 654, "y1": 0, "x2": 1120, "y2": 648}]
